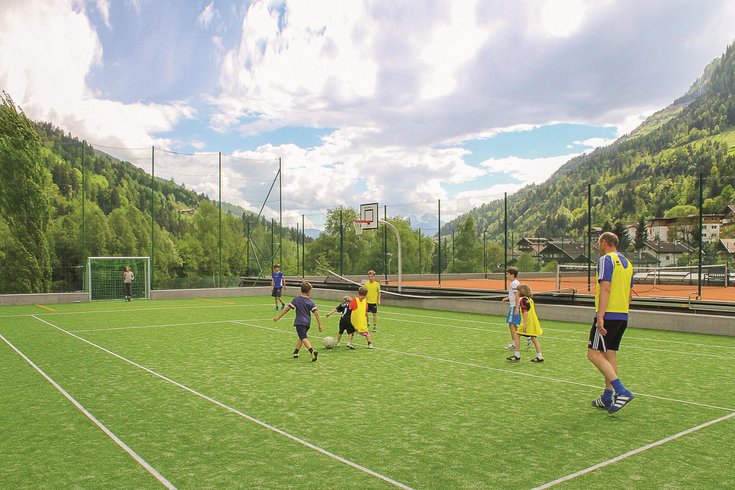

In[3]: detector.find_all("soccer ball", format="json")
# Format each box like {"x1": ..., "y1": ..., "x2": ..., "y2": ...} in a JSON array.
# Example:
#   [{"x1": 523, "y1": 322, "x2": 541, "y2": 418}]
[{"x1": 323, "y1": 336, "x2": 336, "y2": 349}]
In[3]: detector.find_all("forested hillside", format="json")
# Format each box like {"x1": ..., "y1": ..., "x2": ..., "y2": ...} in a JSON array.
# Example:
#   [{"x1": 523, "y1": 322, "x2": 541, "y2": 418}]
[
  {"x1": 455, "y1": 42, "x2": 735, "y2": 245},
  {"x1": 0, "y1": 93, "x2": 307, "y2": 293}
]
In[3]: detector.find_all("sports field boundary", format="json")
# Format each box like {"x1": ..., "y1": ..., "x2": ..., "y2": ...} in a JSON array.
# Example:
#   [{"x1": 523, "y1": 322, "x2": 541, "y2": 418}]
[
  {"x1": 2, "y1": 286, "x2": 732, "y2": 336},
  {"x1": 29, "y1": 315, "x2": 415, "y2": 490},
  {"x1": 0, "y1": 333, "x2": 176, "y2": 489},
  {"x1": 532, "y1": 411, "x2": 735, "y2": 489}
]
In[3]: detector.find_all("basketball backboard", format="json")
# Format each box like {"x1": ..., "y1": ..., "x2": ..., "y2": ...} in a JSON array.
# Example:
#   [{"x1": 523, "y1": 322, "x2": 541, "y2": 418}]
[{"x1": 359, "y1": 202, "x2": 379, "y2": 230}]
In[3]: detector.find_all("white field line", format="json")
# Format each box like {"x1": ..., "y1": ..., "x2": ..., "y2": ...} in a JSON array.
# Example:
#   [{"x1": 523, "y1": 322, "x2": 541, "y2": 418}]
[
  {"x1": 231, "y1": 320, "x2": 735, "y2": 413},
  {"x1": 382, "y1": 310, "x2": 735, "y2": 350},
  {"x1": 30, "y1": 315, "x2": 414, "y2": 490},
  {"x1": 0, "y1": 302, "x2": 275, "y2": 319},
  {"x1": 70, "y1": 319, "x2": 275, "y2": 333},
  {"x1": 380, "y1": 314, "x2": 734, "y2": 360},
  {"x1": 0, "y1": 333, "x2": 176, "y2": 490},
  {"x1": 533, "y1": 411, "x2": 735, "y2": 489}
]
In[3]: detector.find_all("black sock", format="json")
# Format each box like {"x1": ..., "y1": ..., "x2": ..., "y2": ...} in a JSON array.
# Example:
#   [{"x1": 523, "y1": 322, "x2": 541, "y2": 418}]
[
  {"x1": 308, "y1": 348, "x2": 314, "y2": 354},
  {"x1": 293, "y1": 348, "x2": 300, "y2": 355}
]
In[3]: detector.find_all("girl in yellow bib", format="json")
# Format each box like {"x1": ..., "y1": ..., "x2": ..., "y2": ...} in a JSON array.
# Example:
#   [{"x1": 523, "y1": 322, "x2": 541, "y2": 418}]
[
  {"x1": 349, "y1": 286, "x2": 374, "y2": 349},
  {"x1": 507, "y1": 284, "x2": 544, "y2": 362}
]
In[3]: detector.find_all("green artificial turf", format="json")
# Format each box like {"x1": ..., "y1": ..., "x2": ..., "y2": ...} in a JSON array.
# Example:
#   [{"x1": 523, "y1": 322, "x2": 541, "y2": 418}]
[{"x1": 1, "y1": 297, "x2": 733, "y2": 489}]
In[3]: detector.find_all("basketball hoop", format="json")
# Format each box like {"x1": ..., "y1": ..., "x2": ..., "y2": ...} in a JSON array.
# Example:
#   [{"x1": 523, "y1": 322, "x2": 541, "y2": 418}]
[{"x1": 352, "y1": 219, "x2": 371, "y2": 236}]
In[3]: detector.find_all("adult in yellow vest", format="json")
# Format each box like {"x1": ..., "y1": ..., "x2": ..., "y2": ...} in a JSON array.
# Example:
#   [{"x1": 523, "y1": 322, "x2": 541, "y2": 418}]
[{"x1": 587, "y1": 232, "x2": 635, "y2": 414}]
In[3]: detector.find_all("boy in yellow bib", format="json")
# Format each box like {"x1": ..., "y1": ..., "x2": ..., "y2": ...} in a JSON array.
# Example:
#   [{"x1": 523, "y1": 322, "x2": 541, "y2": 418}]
[
  {"x1": 364, "y1": 270, "x2": 381, "y2": 332},
  {"x1": 349, "y1": 287, "x2": 374, "y2": 349},
  {"x1": 506, "y1": 284, "x2": 544, "y2": 362}
]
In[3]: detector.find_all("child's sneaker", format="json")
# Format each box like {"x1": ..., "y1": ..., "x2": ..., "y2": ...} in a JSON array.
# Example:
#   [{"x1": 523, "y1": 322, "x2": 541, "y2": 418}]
[
  {"x1": 373, "y1": 327, "x2": 377, "y2": 332},
  {"x1": 274, "y1": 307, "x2": 279, "y2": 311},
  {"x1": 531, "y1": 357, "x2": 544, "y2": 363},
  {"x1": 347, "y1": 343, "x2": 355, "y2": 350},
  {"x1": 367, "y1": 343, "x2": 374, "y2": 349},
  {"x1": 506, "y1": 355, "x2": 521, "y2": 362},
  {"x1": 526, "y1": 337, "x2": 533, "y2": 349},
  {"x1": 336, "y1": 341, "x2": 342, "y2": 348},
  {"x1": 293, "y1": 353, "x2": 299, "y2": 358},
  {"x1": 504, "y1": 342, "x2": 515, "y2": 351},
  {"x1": 281, "y1": 304, "x2": 285, "y2": 310},
  {"x1": 591, "y1": 397, "x2": 612, "y2": 409},
  {"x1": 311, "y1": 351, "x2": 318, "y2": 362},
  {"x1": 607, "y1": 392, "x2": 634, "y2": 414}
]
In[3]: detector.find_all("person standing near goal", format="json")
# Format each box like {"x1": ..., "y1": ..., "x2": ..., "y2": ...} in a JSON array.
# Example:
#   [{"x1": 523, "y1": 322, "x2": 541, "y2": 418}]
[
  {"x1": 588, "y1": 232, "x2": 635, "y2": 414},
  {"x1": 122, "y1": 265, "x2": 134, "y2": 302},
  {"x1": 365, "y1": 270, "x2": 381, "y2": 332}
]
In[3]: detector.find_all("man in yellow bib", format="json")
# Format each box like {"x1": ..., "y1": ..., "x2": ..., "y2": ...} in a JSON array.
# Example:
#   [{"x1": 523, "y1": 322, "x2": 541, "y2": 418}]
[{"x1": 587, "y1": 232, "x2": 635, "y2": 414}]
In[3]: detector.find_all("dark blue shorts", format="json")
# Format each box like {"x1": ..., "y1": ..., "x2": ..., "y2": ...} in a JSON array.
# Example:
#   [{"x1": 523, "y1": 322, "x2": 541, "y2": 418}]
[
  {"x1": 295, "y1": 324, "x2": 310, "y2": 340},
  {"x1": 272, "y1": 287, "x2": 283, "y2": 298},
  {"x1": 367, "y1": 303, "x2": 378, "y2": 314}
]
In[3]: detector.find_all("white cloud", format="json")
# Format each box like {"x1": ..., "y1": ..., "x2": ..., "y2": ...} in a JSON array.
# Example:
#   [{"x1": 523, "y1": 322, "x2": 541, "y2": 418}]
[
  {"x1": 0, "y1": 0, "x2": 194, "y2": 149},
  {"x1": 480, "y1": 154, "x2": 579, "y2": 187},
  {"x1": 96, "y1": 0, "x2": 111, "y2": 28},
  {"x1": 197, "y1": 1, "x2": 215, "y2": 28}
]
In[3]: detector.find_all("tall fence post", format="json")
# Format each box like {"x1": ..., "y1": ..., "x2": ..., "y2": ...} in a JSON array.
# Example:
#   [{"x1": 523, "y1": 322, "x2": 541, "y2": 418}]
[
  {"x1": 81, "y1": 141, "x2": 86, "y2": 292},
  {"x1": 150, "y1": 146, "x2": 155, "y2": 290},
  {"x1": 698, "y1": 171, "x2": 703, "y2": 298},
  {"x1": 339, "y1": 208, "x2": 344, "y2": 277},
  {"x1": 218, "y1": 152, "x2": 222, "y2": 288},
  {"x1": 438, "y1": 199, "x2": 442, "y2": 287},
  {"x1": 504, "y1": 192, "x2": 508, "y2": 289},
  {"x1": 587, "y1": 183, "x2": 592, "y2": 293}
]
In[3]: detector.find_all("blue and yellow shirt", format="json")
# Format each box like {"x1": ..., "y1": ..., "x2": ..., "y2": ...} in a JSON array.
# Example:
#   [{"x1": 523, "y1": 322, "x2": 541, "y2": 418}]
[{"x1": 595, "y1": 252, "x2": 634, "y2": 320}]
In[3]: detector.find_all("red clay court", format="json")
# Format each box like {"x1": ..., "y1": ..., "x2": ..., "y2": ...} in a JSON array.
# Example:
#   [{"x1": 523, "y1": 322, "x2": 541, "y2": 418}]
[{"x1": 399, "y1": 277, "x2": 735, "y2": 302}]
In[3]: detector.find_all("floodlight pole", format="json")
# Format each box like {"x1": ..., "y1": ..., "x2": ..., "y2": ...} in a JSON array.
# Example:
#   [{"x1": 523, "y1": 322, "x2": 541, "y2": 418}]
[{"x1": 379, "y1": 219, "x2": 402, "y2": 292}]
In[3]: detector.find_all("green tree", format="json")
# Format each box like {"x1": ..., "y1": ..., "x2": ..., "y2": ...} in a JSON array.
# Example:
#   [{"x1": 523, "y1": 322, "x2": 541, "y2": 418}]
[
  {"x1": 0, "y1": 93, "x2": 52, "y2": 293},
  {"x1": 452, "y1": 215, "x2": 481, "y2": 272}
]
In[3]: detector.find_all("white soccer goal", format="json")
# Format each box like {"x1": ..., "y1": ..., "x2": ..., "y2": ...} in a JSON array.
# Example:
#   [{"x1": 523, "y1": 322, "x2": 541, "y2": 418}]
[{"x1": 88, "y1": 256, "x2": 151, "y2": 301}]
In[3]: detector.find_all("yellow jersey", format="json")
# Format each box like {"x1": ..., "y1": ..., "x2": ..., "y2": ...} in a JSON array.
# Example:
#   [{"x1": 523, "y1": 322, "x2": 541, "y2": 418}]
[
  {"x1": 350, "y1": 297, "x2": 368, "y2": 332},
  {"x1": 595, "y1": 251, "x2": 634, "y2": 319},
  {"x1": 365, "y1": 280, "x2": 380, "y2": 304}
]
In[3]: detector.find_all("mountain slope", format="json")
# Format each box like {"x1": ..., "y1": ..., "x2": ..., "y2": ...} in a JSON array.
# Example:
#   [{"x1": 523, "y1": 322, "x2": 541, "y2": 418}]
[{"x1": 452, "y1": 42, "x2": 735, "y2": 244}]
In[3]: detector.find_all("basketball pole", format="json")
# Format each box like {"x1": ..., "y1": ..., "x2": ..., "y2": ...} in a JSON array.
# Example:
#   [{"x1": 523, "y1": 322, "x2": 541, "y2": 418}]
[{"x1": 379, "y1": 219, "x2": 402, "y2": 292}]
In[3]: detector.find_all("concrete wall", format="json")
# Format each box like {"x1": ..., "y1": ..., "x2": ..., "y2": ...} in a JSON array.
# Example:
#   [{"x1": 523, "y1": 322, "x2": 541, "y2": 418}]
[
  {"x1": 2, "y1": 285, "x2": 732, "y2": 337},
  {"x1": 308, "y1": 287, "x2": 735, "y2": 337},
  {"x1": 0, "y1": 292, "x2": 88, "y2": 306}
]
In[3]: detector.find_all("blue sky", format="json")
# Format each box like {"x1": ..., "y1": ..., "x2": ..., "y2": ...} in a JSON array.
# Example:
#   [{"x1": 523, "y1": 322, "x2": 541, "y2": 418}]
[{"x1": 1, "y1": 0, "x2": 734, "y2": 229}]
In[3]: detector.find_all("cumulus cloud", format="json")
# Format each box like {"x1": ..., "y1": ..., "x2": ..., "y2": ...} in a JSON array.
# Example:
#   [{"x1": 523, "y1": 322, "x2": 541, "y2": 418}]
[
  {"x1": 0, "y1": 0, "x2": 194, "y2": 149},
  {"x1": 3, "y1": 0, "x2": 735, "y2": 227}
]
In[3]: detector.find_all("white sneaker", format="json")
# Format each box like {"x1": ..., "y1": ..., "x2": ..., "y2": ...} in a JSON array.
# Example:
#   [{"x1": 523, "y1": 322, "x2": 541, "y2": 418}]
[
  {"x1": 526, "y1": 337, "x2": 533, "y2": 349},
  {"x1": 367, "y1": 343, "x2": 374, "y2": 349},
  {"x1": 504, "y1": 342, "x2": 515, "y2": 351},
  {"x1": 336, "y1": 342, "x2": 342, "y2": 347},
  {"x1": 347, "y1": 343, "x2": 355, "y2": 350}
]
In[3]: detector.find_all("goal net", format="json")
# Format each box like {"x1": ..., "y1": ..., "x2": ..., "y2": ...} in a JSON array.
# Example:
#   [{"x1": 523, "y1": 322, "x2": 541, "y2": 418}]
[
  {"x1": 88, "y1": 257, "x2": 151, "y2": 301},
  {"x1": 556, "y1": 263, "x2": 729, "y2": 290}
]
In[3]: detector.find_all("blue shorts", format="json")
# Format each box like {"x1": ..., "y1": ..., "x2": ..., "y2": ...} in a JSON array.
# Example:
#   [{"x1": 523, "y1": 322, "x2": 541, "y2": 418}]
[
  {"x1": 506, "y1": 306, "x2": 521, "y2": 325},
  {"x1": 295, "y1": 324, "x2": 310, "y2": 340}
]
